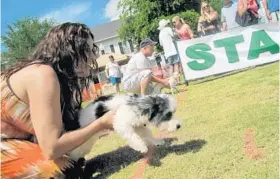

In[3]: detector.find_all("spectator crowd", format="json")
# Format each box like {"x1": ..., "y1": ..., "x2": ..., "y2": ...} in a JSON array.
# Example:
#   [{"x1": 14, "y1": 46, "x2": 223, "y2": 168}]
[{"x1": 104, "y1": 0, "x2": 279, "y2": 96}]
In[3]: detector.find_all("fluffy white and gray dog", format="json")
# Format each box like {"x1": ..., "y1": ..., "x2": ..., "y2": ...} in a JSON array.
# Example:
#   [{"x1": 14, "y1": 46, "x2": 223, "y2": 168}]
[{"x1": 69, "y1": 93, "x2": 182, "y2": 161}]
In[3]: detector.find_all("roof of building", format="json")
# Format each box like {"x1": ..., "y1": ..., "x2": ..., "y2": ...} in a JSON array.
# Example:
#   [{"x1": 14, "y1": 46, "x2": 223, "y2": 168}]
[{"x1": 90, "y1": 19, "x2": 121, "y2": 42}]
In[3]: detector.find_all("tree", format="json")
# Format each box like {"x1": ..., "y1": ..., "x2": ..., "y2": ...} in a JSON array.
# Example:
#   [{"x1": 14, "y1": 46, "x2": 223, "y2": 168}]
[
  {"x1": 118, "y1": 0, "x2": 200, "y2": 45},
  {"x1": 1, "y1": 17, "x2": 56, "y2": 68},
  {"x1": 205, "y1": 0, "x2": 223, "y2": 15}
]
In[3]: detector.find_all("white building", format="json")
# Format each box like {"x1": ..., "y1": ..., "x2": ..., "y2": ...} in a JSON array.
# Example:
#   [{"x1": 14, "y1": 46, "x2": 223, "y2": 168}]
[{"x1": 90, "y1": 20, "x2": 135, "y2": 56}]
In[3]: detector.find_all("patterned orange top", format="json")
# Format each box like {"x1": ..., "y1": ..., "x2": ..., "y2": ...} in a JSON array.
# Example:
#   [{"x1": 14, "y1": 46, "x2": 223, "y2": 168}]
[
  {"x1": 1, "y1": 76, "x2": 34, "y2": 139},
  {"x1": 1, "y1": 76, "x2": 73, "y2": 179}
]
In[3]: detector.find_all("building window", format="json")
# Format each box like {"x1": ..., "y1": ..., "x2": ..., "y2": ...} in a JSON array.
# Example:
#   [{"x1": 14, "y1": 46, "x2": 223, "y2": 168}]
[
  {"x1": 128, "y1": 40, "x2": 134, "y2": 53},
  {"x1": 118, "y1": 42, "x2": 124, "y2": 54},
  {"x1": 110, "y1": 45, "x2": 115, "y2": 53},
  {"x1": 101, "y1": 50, "x2": 105, "y2": 55},
  {"x1": 123, "y1": 43, "x2": 130, "y2": 54}
]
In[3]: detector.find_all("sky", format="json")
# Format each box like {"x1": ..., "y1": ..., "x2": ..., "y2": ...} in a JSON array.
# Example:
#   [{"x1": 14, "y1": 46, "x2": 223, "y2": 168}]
[{"x1": 1, "y1": 0, "x2": 122, "y2": 52}]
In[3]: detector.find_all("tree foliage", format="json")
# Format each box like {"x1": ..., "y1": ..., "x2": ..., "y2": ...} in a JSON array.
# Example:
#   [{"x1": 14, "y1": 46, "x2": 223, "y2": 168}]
[
  {"x1": 1, "y1": 17, "x2": 56, "y2": 69},
  {"x1": 205, "y1": 0, "x2": 223, "y2": 15},
  {"x1": 118, "y1": 0, "x2": 201, "y2": 46}
]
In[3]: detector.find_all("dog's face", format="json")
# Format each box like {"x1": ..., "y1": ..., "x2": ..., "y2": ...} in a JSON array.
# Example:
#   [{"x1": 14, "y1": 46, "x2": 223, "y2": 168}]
[
  {"x1": 147, "y1": 94, "x2": 177, "y2": 124},
  {"x1": 158, "y1": 118, "x2": 182, "y2": 132},
  {"x1": 127, "y1": 94, "x2": 181, "y2": 130}
]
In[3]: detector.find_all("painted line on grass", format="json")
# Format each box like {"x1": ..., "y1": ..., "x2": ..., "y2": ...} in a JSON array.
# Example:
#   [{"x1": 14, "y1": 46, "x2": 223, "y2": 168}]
[
  {"x1": 244, "y1": 128, "x2": 264, "y2": 159},
  {"x1": 130, "y1": 132, "x2": 174, "y2": 179}
]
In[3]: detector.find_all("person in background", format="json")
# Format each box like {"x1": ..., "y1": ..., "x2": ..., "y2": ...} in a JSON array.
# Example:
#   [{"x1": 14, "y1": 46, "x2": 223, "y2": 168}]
[
  {"x1": 152, "y1": 54, "x2": 165, "y2": 79},
  {"x1": 197, "y1": 2, "x2": 219, "y2": 36},
  {"x1": 105, "y1": 55, "x2": 122, "y2": 94},
  {"x1": 258, "y1": 0, "x2": 270, "y2": 23},
  {"x1": 221, "y1": 0, "x2": 240, "y2": 31},
  {"x1": 1, "y1": 23, "x2": 115, "y2": 178},
  {"x1": 172, "y1": 16, "x2": 194, "y2": 83},
  {"x1": 172, "y1": 16, "x2": 194, "y2": 40},
  {"x1": 263, "y1": 0, "x2": 279, "y2": 22},
  {"x1": 122, "y1": 38, "x2": 170, "y2": 96},
  {"x1": 237, "y1": 0, "x2": 259, "y2": 26},
  {"x1": 158, "y1": 19, "x2": 181, "y2": 83}
]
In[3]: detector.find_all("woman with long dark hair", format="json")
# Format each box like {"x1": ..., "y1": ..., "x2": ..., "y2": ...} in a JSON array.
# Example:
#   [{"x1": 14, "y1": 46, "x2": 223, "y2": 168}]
[{"x1": 1, "y1": 22, "x2": 115, "y2": 178}]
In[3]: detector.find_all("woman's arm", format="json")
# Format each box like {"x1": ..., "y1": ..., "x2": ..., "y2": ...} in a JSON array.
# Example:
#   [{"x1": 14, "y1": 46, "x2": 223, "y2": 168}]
[
  {"x1": 105, "y1": 68, "x2": 110, "y2": 78},
  {"x1": 185, "y1": 24, "x2": 194, "y2": 39},
  {"x1": 262, "y1": 0, "x2": 272, "y2": 21},
  {"x1": 27, "y1": 65, "x2": 114, "y2": 160},
  {"x1": 151, "y1": 75, "x2": 170, "y2": 88},
  {"x1": 220, "y1": 9, "x2": 227, "y2": 32},
  {"x1": 205, "y1": 25, "x2": 216, "y2": 31},
  {"x1": 209, "y1": 10, "x2": 218, "y2": 21},
  {"x1": 221, "y1": 22, "x2": 227, "y2": 31},
  {"x1": 205, "y1": 9, "x2": 218, "y2": 21},
  {"x1": 238, "y1": 0, "x2": 248, "y2": 16},
  {"x1": 197, "y1": 16, "x2": 202, "y2": 32}
]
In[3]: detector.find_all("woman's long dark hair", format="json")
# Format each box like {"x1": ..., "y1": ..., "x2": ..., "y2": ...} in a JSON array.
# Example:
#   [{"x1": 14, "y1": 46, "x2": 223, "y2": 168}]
[{"x1": 2, "y1": 22, "x2": 98, "y2": 131}]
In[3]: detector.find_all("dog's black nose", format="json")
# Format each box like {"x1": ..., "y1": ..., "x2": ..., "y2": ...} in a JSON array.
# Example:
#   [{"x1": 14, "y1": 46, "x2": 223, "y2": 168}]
[{"x1": 176, "y1": 124, "x2": 181, "y2": 129}]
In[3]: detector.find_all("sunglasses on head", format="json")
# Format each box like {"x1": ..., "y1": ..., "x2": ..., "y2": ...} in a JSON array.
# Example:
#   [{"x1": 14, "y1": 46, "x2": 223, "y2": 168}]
[{"x1": 202, "y1": 4, "x2": 209, "y2": 8}]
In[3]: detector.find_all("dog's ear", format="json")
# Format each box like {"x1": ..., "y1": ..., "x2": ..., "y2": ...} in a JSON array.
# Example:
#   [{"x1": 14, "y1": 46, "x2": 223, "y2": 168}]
[
  {"x1": 140, "y1": 96, "x2": 167, "y2": 121},
  {"x1": 142, "y1": 103, "x2": 160, "y2": 121},
  {"x1": 157, "y1": 94, "x2": 177, "y2": 110},
  {"x1": 127, "y1": 95, "x2": 155, "y2": 109},
  {"x1": 127, "y1": 95, "x2": 170, "y2": 121}
]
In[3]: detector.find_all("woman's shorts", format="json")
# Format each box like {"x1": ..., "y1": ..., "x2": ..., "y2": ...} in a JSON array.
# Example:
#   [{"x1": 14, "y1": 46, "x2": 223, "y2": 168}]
[
  {"x1": 109, "y1": 76, "x2": 121, "y2": 85},
  {"x1": 167, "y1": 54, "x2": 180, "y2": 65},
  {"x1": 123, "y1": 69, "x2": 154, "y2": 94}
]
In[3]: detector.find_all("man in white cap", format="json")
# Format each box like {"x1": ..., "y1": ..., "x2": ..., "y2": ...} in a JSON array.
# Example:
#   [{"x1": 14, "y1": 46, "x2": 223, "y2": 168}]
[
  {"x1": 122, "y1": 38, "x2": 170, "y2": 95},
  {"x1": 158, "y1": 19, "x2": 180, "y2": 81}
]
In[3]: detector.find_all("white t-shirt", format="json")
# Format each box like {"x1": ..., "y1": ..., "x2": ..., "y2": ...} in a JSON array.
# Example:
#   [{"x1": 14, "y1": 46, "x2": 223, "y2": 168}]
[
  {"x1": 221, "y1": 2, "x2": 240, "y2": 30},
  {"x1": 105, "y1": 61, "x2": 122, "y2": 78},
  {"x1": 123, "y1": 52, "x2": 151, "y2": 81},
  {"x1": 159, "y1": 27, "x2": 177, "y2": 58}
]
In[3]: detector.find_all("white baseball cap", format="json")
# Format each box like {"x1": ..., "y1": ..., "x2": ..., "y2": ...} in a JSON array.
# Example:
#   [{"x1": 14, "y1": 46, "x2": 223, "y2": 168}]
[{"x1": 158, "y1": 19, "x2": 170, "y2": 30}]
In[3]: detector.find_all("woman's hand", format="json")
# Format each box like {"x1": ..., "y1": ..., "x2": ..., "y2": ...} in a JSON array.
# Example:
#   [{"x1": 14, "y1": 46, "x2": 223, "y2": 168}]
[
  {"x1": 162, "y1": 78, "x2": 171, "y2": 89},
  {"x1": 204, "y1": 12, "x2": 211, "y2": 20},
  {"x1": 185, "y1": 24, "x2": 194, "y2": 39},
  {"x1": 265, "y1": 10, "x2": 272, "y2": 21},
  {"x1": 100, "y1": 108, "x2": 118, "y2": 130},
  {"x1": 205, "y1": 25, "x2": 215, "y2": 31}
]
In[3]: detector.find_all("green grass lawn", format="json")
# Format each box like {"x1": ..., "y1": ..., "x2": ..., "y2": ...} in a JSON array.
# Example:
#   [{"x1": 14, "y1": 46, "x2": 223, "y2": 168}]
[{"x1": 84, "y1": 62, "x2": 279, "y2": 179}]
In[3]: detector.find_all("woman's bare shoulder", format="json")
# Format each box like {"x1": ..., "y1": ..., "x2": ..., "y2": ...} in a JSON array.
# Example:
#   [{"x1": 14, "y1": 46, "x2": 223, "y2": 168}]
[
  {"x1": 29, "y1": 64, "x2": 57, "y2": 77},
  {"x1": 7, "y1": 63, "x2": 60, "y2": 104},
  {"x1": 23, "y1": 64, "x2": 60, "y2": 91}
]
